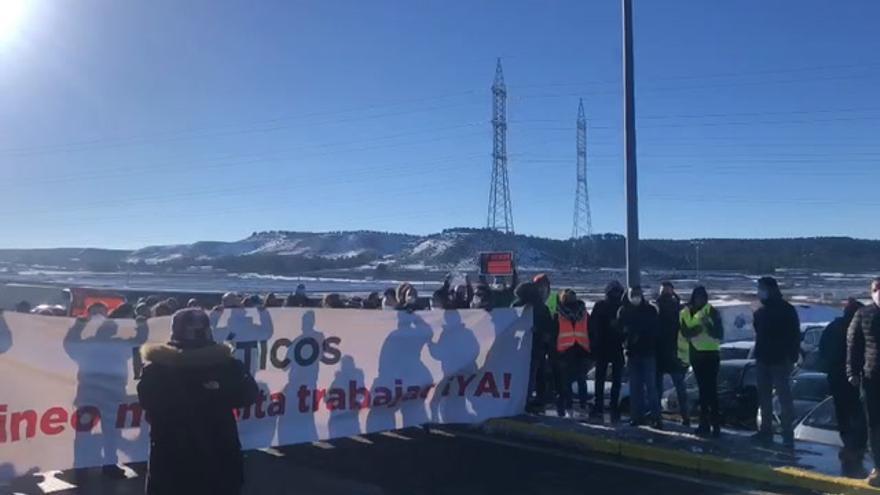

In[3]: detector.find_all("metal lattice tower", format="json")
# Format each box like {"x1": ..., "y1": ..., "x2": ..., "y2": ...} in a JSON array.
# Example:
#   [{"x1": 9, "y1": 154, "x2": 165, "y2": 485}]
[
  {"x1": 571, "y1": 98, "x2": 593, "y2": 240},
  {"x1": 486, "y1": 58, "x2": 514, "y2": 234}
]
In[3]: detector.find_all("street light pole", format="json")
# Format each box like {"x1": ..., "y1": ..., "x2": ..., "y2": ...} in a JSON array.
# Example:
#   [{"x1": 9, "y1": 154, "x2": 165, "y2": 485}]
[{"x1": 622, "y1": 0, "x2": 640, "y2": 289}]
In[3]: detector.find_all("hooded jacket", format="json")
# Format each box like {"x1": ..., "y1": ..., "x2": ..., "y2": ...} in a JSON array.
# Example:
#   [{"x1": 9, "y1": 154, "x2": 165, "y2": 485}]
[
  {"x1": 588, "y1": 287, "x2": 625, "y2": 360},
  {"x1": 753, "y1": 284, "x2": 801, "y2": 365},
  {"x1": 618, "y1": 298, "x2": 659, "y2": 358},
  {"x1": 137, "y1": 342, "x2": 258, "y2": 495},
  {"x1": 512, "y1": 282, "x2": 556, "y2": 347}
]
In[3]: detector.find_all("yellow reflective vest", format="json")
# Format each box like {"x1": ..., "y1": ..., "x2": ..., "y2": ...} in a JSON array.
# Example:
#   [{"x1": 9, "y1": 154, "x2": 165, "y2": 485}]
[{"x1": 679, "y1": 304, "x2": 721, "y2": 361}]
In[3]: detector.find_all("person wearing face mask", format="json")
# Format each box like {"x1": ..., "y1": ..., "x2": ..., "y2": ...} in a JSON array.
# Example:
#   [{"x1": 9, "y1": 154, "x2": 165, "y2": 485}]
[
  {"x1": 752, "y1": 276, "x2": 800, "y2": 448},
  {"x1": 381, "y1": 288, "x2": 398, "y2": 310},
  {"x1": 680, "y1": 286, "x2": 724, "y2": 437},
  {"x1": 655, "y1": 281, "x2": 690, "y2": 428},
  {"x1": 847, "y1": 278, "x2": 880, "y2": 486},
  {"x1": 588, "y1": 280, "x2": 626, "y2": 422},
  {"x1": 618, "y1": 286, "x2": 661, "y2": 428}
]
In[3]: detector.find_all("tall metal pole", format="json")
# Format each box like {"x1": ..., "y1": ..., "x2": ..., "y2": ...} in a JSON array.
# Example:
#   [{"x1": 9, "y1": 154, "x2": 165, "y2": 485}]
[{"x1": 622, "y1": 0, "x2": 640, "y2": 288}]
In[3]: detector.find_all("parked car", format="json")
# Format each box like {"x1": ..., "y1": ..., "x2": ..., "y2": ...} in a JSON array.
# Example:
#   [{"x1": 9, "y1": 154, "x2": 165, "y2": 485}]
[
  {"x1": 582, "y1": 363, "x2": 672, "y2": 414},
  {"x1": 755, "y1": 370, "x2": 829, "y2": 431},
  {"x1": 793, "y1": 396, "x2": 841, "y2": 447},
  {"x1": 661, "y1": 359, "x2": 758, "y2": 428},
  {"x1": 720, "y1": 340, "x2": 754, "y2": 360},
  {"x1": 800, "y1": 324, "x2": 826, "y2": 371}
]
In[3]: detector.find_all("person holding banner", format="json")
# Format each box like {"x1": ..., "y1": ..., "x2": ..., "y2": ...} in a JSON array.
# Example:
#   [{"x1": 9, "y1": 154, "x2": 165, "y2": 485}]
[
  {"x1": 137, "y1": 308, "x2": 258, "y2": 495},
  {"x1": 512, "y1": 281, "x2": 555, "y2": 412}
]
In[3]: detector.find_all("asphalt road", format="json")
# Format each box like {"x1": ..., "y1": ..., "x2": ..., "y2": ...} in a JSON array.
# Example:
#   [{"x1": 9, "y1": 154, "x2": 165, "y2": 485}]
[{"x1": 4, "y1": 427, "x2": 808, "y2": 495}]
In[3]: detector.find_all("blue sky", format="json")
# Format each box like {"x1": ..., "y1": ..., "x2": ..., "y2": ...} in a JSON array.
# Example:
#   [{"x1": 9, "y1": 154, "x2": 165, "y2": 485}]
[{"x1": 0, "y1": 0, "x2": 878, "y2": 249}]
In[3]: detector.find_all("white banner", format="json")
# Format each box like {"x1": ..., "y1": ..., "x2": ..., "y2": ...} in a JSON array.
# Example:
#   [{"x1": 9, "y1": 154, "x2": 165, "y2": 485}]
[{"x1": 0, "y1": 307, "x2": 531, "y2": 479}]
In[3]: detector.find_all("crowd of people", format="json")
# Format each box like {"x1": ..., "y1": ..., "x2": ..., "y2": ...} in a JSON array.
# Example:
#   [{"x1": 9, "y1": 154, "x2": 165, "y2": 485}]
[{"x1": 10, "y1": 273, "x2": 880, "y2": 487}]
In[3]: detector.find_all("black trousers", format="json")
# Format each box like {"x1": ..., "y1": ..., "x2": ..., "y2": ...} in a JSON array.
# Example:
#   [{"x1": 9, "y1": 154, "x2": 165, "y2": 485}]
[
  {"x1": 691, "y1": 350, "x2": 720, "y2": 426},
  {"x1": 828, "y1": 373, "x2": 866, "y2": 454},
  {"x1": 863, "y1": 378, "x2": 880, "y2": 466},
  {"x1": 551, "y1": 346, "x2": 588, "y2": 412},
  {"x1": 528, "y1": 337, "x2": 549, "y2": 403},
  {"x1": 593, "y1": 353, "x2": 624, "y2": 415}
]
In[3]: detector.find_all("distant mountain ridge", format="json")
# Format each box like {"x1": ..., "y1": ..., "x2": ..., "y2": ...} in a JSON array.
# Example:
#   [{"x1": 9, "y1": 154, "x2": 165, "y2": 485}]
[{"x1": 2, "y1": 229, "x2": 880, "y2": 274}]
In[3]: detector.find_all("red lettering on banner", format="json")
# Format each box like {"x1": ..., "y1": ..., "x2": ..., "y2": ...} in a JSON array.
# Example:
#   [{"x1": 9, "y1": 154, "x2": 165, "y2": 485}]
[
  {"x1": 325, "y1": 388, "x2": 345, "y2": 411},
  {"x1": 456, "y1": 374, "x2": 477, "y2": 396},
  {"x1": 255, "y1": 391, "x2": 267, "y2": 419},
  {"x1": 403, "y1": 386, "x2": 420, "y2": 401},
  {"x1": 11, "y1": 410, "x2": 37, "y2": 441},
  {"x1": 312, "y1": 388, "x2": 326, "y2": 412},
  {"x1": 297, "y1": 385, "x2": 311, "y2": 413},
  {"x1": 116, "y1": 403, "x2": 143, "y2": 428},
  {"x1": 72, "y1": 406, "x2": 101, "y2": 432},
  {"x1": 40, "y1": 407, "x2": 68, "y2": 435},
  {"x1": 373, "y1": 387, "x2": 392, "y2": 406},
  {"x1": 267, "y1": 393, "x2": 286, "y2": 417},
  {"x1": 349, "y1": 380, "x2": 370, "y2": 409},
  {"x1": 475, "y1": 372, "x2": 500, "y2": 398}
]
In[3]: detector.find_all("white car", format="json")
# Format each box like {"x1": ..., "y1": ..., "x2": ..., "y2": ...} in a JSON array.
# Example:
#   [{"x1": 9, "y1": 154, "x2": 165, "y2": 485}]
[
  {"x1": 719, "y1": 340, "x2": 754, "y2": 360},
  {"x1": 794, "y1": 396, "x2": 841, "y2": 447}
]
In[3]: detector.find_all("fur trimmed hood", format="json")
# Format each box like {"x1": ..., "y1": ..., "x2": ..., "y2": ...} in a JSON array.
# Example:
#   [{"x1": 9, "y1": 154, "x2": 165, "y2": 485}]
[{"x1": 141, "y1": 342, "x2": 235, "y2": 368}]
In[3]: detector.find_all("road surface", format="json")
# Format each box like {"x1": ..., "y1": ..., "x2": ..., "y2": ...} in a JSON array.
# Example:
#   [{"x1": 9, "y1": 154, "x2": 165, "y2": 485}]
[{"x1": 5, "y1": 427, "x2": 808, "y2": 495}]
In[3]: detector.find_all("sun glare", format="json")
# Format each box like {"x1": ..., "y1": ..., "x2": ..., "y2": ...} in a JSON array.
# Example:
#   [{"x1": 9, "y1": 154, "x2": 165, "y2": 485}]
[{"x1": 0, "y1": 0, "x2": 28, "y2": 44}]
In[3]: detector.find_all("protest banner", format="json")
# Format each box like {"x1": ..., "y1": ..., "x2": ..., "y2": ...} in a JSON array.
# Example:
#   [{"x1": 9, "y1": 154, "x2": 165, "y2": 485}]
[{"x1": 0, "y1": 307, "x2": 531, "y2": 479}]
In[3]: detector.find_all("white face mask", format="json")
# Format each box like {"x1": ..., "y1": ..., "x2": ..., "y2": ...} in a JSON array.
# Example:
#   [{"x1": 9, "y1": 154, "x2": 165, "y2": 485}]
[
  {"x1": 630, "y1": 295, "x2": 642, "y2": 306},
  {"x1": 873, "y1": 291, "x2": 880, "y2": 307}
]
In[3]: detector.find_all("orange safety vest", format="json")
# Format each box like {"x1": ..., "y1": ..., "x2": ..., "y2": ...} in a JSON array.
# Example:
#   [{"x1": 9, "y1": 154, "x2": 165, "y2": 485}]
[{"x1": 557, "y1": 317, "x2": 589, "y2": 352}]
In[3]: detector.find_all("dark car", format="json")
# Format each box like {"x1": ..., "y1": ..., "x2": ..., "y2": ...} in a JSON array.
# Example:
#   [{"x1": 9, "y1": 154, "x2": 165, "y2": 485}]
[
  {"x1": 755, "y1": 370, "x2": 829, "y2": 431},
  {"x1": 661, "y1": 359, "x2": 758, "y2": 428}
]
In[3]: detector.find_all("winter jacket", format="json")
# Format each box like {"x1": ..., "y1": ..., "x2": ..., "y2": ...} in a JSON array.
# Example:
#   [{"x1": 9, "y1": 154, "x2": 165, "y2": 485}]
[
  {"x1": 656, "y1": 293, "x2": 684, "y2": 373},
  {"x1": 137, "y1": 343, "x2": 259, "y2": 495},
  {"x1": 511, "y1": 282, "x2": 556, "y2": 348},
  {"x1": 555, "y1": 300, "x2": 589, "y2": 353},
  {"x1": 819, "y1": 316, "x2": 851, "y2": 376},
  {"x1": 618, "y1": 302, "x2": 659, "y2": 358},
  {"x1": 589, "y1": 298, "x2": 624, "y2": 361},
  {"x1": 753, "y1": 297, "x2": 801, "y2": 365},
  {"x1": 848, "y1": 304, "x2": 880, "y2": 381}
]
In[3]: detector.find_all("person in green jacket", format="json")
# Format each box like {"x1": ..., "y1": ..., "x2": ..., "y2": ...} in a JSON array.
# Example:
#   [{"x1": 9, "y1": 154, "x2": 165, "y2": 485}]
[{"x1": 679, "y1": 286, "x2": 724, "y2": 437}]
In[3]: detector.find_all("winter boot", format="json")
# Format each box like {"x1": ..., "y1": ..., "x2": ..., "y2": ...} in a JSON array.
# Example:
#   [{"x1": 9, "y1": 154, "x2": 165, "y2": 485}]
[{"x1": 695, "y1": 421, "x2": 710, "y2": 437}]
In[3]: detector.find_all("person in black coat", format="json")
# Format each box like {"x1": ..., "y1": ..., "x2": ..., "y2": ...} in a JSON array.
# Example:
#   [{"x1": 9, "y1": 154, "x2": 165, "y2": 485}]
[
  {"x1": 655, "y1": 281, "x2": 690, "y2": 427},
  {"x1": 138, "y1": 308, "x2": 259, "y2": 495},
  {"x1": 752, "y1": 276, "x2": 801, "y2": 448},
  {"x1": 512, "y1": 281, "x2": 556, "y2": 412},
  {"x1": 820, "y1": 298, "x2": 867, "y2": 477},
  {"x1": 618, "y1": 286, "x2": 661, "y2": 428},
  {"x1": 848, "y1": 278, "x2": 880, "y2": 486},
  {"x1": 588, "y1": 280, "x2": 625, "y2": 422}
]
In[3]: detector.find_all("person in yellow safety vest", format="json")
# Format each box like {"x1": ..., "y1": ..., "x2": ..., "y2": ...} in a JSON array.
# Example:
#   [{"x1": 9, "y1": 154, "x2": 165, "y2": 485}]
[
  {"x1": 534, "y1": 273, "x2": 558, "y2": 316},
  {"x1": 679, "y1": 286, "x2": 724, "y2": 437},
  {"x1": 552, "y1": 289, "x2": 590, "y2": 417}
]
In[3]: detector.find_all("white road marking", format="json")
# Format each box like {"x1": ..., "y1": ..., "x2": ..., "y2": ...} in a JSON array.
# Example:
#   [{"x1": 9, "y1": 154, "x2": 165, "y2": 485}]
[
  {"x1": 348, "y1": 435, "x2": 375, "y2": 444},
  {"x1": 379, "y1": 431, "x2": 412, "y2": 441},
  {"x1": 311, "y1": 441, "x2": 336, "y2": 449}
]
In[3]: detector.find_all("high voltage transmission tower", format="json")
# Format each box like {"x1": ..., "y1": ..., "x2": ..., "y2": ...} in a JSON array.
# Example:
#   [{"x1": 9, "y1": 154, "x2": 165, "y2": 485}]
[
  {"x1": 486, "y1": 58, "x2": 514, "y2": 234},
  {"x1": 571, "y1": 98, "x2": 593, "y2": 241}
]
